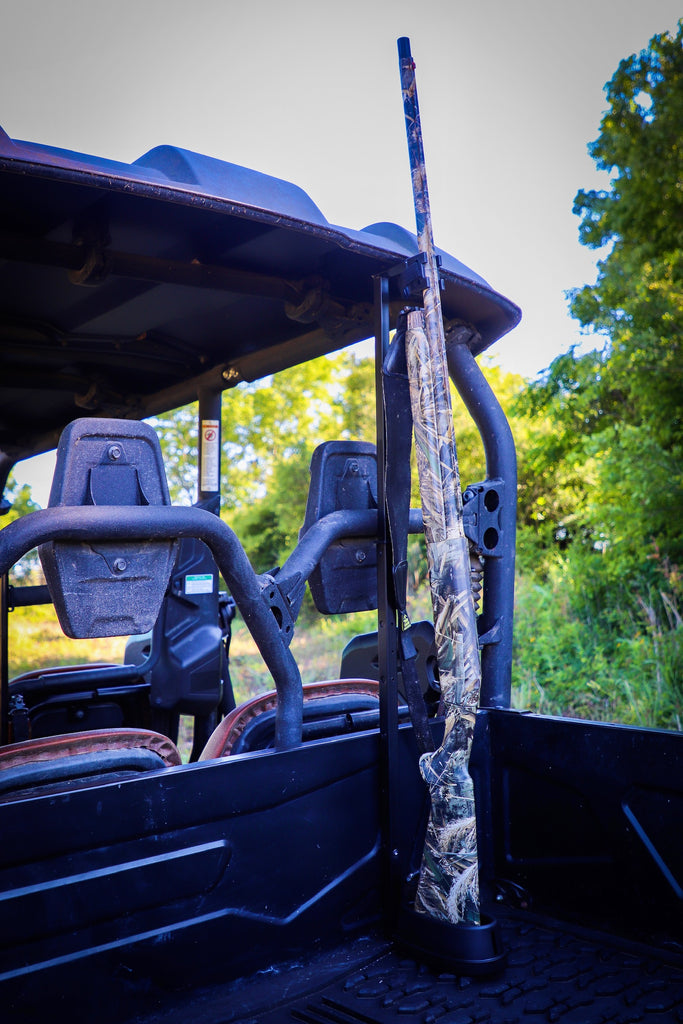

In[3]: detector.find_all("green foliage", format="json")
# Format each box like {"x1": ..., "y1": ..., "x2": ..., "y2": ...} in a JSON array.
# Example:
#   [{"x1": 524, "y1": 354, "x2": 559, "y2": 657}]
[
  {"x1": 337, "y1": 350, "x2": 377, "y2": 444},
  {"x1": 515, "y1": 22, "x2": 683, "y2": 594},
  {"x1": 3, "y1": 475, "x2": 39, "y2": 522},
  {"x1": 509, "y1": 24, "x2": 683, "y2": 731},
  {"x1": 450, "y1": 360, "x2": 525, "y2": 487},
  {"x1": 512, "y1": 557, "x2": 683, "y2": 730},
  {"x1": 154, "y1": 404, "x2": 199, "y2": 505},
  {"x1": 2, "y1": 474, "x2": 41, "y2": 581},
  {"x1": 224, "y1": 348, "x2": 376, "y2": 574},
  {"x1": 573, "y1": 23, "x2": 683, "y2": 259},
  {"x1": 222, "y1": 350, "x2": 360, "y2": 509},
  {"x1": 232, "y1": 454, "x2": 314, "y2": 573}
]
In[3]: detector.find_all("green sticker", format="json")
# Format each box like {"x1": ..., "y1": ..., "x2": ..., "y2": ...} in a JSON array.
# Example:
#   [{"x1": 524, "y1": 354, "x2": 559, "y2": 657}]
[{"x1": 185, "y1": 574, "x2": 214, "y2": 595}]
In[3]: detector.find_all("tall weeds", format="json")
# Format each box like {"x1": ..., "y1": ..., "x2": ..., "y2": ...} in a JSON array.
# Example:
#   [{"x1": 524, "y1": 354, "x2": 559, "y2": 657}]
[{"x1": 512, "y1": 554, "x2": 683, "y2": 730}]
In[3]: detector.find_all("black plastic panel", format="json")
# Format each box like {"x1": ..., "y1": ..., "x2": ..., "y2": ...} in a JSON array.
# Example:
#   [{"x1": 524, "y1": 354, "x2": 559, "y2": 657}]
[
  {"x1": 1, "y1": 705, "x2": 681, "y2": 1020},
  {"x1": 146, "y1": 535, "x2": 224, "y2": 717},
  {"x1": 39, "y1": 418, "x2": 177, "y2": 638},
  {"x1": 0, "y1": 727, "x2": 426, "y2": 1020},
  {"x1": 481, "y1": 710, "x2": 683, "y2": 944},
  {"x1": 340, "y1": 619, "x2": 440, "y2": 713},
  {"x1": 302, "y1": 441, "x2": 378, "y2": 614}
]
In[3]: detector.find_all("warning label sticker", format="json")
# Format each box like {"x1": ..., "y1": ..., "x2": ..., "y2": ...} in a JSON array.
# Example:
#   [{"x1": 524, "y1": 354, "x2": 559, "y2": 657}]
[{"x1": 200, "y1": 419, "x2": 220, "y2": 492}]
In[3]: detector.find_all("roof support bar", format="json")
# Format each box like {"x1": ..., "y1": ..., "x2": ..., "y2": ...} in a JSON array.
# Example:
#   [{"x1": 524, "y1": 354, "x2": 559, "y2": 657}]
[{"x1": 446, "y1": 337, "x2": 516, "y2": 710}]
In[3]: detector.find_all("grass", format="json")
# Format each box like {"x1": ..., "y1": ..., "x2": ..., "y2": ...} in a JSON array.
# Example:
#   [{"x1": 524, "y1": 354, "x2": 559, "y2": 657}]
[
  {"x1": 8, "y1": 571, "x2": 681, "y2": 750},
  {"x1": 9, "y1": 604, "x2": 126, "y2": 678},
  {"x1": 228, "y1": 608, "x2": 378, "y2": 704},
  {"x1": 511, "y1": 569, "x2": 683, "y2": 731}
]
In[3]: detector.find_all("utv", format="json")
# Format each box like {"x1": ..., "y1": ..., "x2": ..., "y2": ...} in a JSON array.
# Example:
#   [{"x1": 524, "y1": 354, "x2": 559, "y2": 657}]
[{"x1": 0, "y1": 111, "x2": 681, "y2": 1024}]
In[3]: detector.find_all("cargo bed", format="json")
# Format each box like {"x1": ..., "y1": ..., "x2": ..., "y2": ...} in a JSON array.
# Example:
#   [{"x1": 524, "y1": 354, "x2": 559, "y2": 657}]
[
  {"x1": 133, "y1": 912, "x2": 683, "y2": 1024},
  {"x1": 4, "y1": 711, "x2": 680, "y2": 1023}
]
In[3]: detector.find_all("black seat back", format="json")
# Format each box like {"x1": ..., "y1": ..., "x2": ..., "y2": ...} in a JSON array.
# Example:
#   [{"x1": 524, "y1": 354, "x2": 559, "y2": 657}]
[{"x1": 39, "y1": 418, "x2": 177, "y2": 639}]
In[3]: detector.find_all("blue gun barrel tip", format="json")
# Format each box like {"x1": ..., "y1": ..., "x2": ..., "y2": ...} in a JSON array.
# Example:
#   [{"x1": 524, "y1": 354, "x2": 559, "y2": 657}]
[{"x1": 397, "y1": 37, "x2": 412, "y2": 60}]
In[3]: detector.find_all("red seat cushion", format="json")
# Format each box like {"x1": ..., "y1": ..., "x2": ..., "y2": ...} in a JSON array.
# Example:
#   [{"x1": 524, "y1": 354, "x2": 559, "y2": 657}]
[
  {"x1": 200, "y1": 678, "x2": 380, "y2": 759},
  {"x1": 0, "y1": 727, "x2": 182, "y2": 769}
]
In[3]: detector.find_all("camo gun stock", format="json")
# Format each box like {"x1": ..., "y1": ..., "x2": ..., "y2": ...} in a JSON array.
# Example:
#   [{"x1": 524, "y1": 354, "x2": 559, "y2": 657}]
[{"x1": 397, "y1": 36, "x2": 482, "y2": 925}]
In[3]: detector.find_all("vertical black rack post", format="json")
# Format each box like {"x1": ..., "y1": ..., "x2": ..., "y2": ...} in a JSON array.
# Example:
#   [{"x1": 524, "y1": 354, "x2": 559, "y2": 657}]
[{"x1": 374, "y1": 272, "x2": 403, "y2": 924}]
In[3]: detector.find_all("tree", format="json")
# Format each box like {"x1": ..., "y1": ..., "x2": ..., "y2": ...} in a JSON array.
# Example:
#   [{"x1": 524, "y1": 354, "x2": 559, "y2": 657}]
[
  {"x1": 228, "y1": 349, "x2": 378, "y2": 573},
  {"x1": 156, "y1": 348, "x2": 363, "y2": 509},
  {"x1": 2, "y1": 475, "x2": 41, "y2": 580},
  {"x1": 154, "y1": 403, "x2": 199, "y2": 505},
  {"x1": 518, "y1": 22, "x2": 683, "y2": 593}
]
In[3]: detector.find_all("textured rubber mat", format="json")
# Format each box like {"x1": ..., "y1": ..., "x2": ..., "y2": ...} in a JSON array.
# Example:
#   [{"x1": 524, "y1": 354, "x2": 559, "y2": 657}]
[
  {"x1": 249, "y1": 914, "x2": 683, "y2": 1024},
  {"x1": 131, "y1": 912, "x2": 683, "y2": 1024}
]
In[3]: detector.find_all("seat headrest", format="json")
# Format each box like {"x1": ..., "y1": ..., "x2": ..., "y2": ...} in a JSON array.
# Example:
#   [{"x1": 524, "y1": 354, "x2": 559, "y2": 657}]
[{"x1": 39, "y1": 418, "x2": 178, "y2": 638}]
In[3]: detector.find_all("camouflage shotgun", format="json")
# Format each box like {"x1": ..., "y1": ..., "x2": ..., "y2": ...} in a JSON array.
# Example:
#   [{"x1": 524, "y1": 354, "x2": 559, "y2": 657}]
[{"x1": 397, "y1": 37, "x2": 482, "y2": 925}]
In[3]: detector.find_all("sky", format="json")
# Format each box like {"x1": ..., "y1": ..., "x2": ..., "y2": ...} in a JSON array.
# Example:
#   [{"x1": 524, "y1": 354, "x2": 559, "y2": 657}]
[{"x1": 2, "y1": 0, "x2": 681, "y2": 501}]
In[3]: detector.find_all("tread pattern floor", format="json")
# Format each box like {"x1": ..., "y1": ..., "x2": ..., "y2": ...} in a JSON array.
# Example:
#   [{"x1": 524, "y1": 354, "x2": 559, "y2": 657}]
[{"x1": 249, "y1": 915, "x2": 683, "y2": 1024}]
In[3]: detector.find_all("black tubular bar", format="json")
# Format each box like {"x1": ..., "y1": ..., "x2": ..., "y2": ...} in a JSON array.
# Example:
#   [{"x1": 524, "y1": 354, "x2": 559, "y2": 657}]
[
  {"x1": 0, "y1": 504, "x2": 426, "y2": 748},
  {"x1": 10, "y1": 674, "x2": 151, "y2": 700},
  {"x1": 446, "y1": 337, "x2": 516, "y2": 709},
  {"x1": 0, "y1": 505, "x2": 303, "y2": 749},
  {"x1": 0, "y1": 231, "x2": 302, "y2": 304},
  {"x1": 278, "y1": 508, "x2": 423, "y2": 586},
  {"x1": 374, "y1": 272, "x2": 403, "y2": 924},
  {"x1": 6, "y1": 512, "x2": 425, "y2": 616},
  {"x1": 280, "y1": 510, "x2": 379, "y2": 583},
  {"x1": 7, "y1": 584, "x2": 51, "y2": 608}
]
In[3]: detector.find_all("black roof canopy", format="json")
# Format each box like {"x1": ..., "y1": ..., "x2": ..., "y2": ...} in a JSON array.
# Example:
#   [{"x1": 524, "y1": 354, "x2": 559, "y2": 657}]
[{"x1": 0, "y1": 128, "x2": 520, "y2": 470}]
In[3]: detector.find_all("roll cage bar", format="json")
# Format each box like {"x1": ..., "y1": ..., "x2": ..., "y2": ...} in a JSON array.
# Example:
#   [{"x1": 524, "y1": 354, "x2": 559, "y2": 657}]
[{"x1": 0, "y1": 257, "x2": 516, "y2": 758}]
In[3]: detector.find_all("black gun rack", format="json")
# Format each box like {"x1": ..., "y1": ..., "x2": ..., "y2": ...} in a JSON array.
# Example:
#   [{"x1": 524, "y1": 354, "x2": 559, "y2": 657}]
[{"x1": 375, "y1": 255, "x2": 514, "y2": 974}]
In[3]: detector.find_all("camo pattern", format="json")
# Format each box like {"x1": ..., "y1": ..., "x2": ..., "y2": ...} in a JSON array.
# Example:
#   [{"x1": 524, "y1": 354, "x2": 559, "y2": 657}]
[{"x1": 405, "y1": 310, "x2": 482, "y2": 924}]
